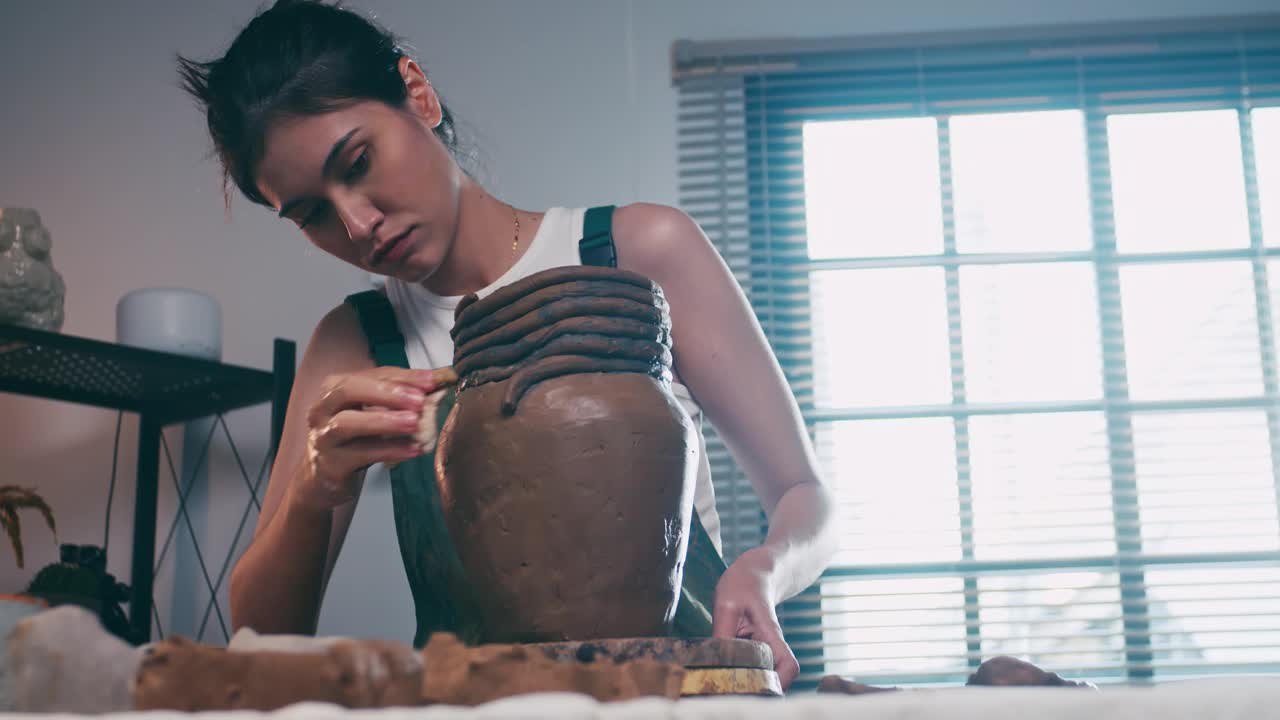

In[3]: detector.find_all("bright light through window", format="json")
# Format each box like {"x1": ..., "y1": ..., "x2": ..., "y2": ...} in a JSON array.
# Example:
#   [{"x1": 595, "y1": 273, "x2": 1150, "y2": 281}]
[
  {"x1": 811, "y1": 268, "x2": 951, "y2": 409},
  {"x1": 950, "y1": 110, "x2": 1093, "y2": 253},
  {"x1": 816, "y1": 417, "x2": 962, "y2": 567},
  {"x1": 804, "y1": 104, "x2": 1280, "y2": 685},
  {"x1": 802, "y1": 117, "x2": 944, "y2": 259},
  {"x1": 1107, "y1": 111, "x2": 1251, "y2": 253},
  {"x1": 1119, "y1": 261, "x2": 1262, "y2": 401},
  {"x1": 969, "y1": 412, "x2": 1115, "y2": 561},
  {"x1": 1254, "y1": 107, "x2": 1280, "y2": 247},
  {"x1": 959, "y1": 263, "x2": 1102, "y2": 403}
]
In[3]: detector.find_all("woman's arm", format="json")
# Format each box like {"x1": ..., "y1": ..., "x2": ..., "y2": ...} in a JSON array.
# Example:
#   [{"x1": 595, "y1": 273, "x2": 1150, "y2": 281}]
[
  {"x1": 229, "y1": 303, "x2": 375, "y2": 634},
  {"x1": 614, "y1": 203, "x2": 837, "y2": 688}
]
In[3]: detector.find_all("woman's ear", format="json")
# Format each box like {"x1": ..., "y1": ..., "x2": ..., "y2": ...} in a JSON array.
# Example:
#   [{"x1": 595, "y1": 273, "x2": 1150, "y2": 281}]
[{"x1": 399, "y1": 57, "x2": 442, "y2": 129}]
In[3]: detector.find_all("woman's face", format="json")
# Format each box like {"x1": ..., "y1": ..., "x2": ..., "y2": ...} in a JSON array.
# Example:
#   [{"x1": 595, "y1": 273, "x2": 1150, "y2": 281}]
[{"x1": 255, "y1": 92, "x2": 460, "y2": 285}]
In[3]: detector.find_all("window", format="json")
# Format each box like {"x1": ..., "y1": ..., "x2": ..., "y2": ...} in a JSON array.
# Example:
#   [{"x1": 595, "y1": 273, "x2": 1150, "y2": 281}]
[{"x1": 675, "y1": 18, "x2": 1280, "y2": 688}]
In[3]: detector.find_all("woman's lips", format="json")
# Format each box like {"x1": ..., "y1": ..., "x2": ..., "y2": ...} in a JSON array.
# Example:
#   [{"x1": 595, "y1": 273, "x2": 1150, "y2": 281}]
[{"x1": 372, "y1": 226, "x2": 415, "y2": 266}]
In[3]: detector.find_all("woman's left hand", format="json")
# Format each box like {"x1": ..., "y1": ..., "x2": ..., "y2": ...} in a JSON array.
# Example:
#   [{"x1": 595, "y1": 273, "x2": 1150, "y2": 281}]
[{"x1": 711, "y1": 547, "x2": 801, "y2": 690}]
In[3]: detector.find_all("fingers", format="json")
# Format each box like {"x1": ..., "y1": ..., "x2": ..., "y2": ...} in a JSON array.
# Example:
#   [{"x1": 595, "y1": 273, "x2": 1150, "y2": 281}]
[
  {"x1": 328, "y1": 436, "x2": 424, "y2": 471},
  {"x1": 299, "y1": 366, "x2": 458, "y2": 511},
  {"x1": 307, "y1": 435, "x2": 422, "y2": 504},
  {"x1": 311, "y1": 374, "x2": 423, "y2": 423},
  {"x1": 369, "y1": 365, "x2": 457, "y2": 388},
  {"x1": 712, "y1": 599, "x2": 800, "y2": 691},
  {"x1": 311, "y1": 408, "x2": 428, "y2": 482},
  {"x1": 755, "y1": 624, "x2": 800, "y2": 690},
  {"x1": 309, "y1": 367, "x2": 458, "y2": 423},
  {"x1": 313, "y1": 408, "x2": 421, "y2": 449},
  {"x1": 711, "y1": 597, "x2": 745, "y2": 639}
]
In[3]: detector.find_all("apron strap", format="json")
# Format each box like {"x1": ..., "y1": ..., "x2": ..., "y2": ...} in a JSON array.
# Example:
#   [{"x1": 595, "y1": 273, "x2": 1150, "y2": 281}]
[
  {"x1": 577, "y1": 207, "x2": 727, "y2": 638},
  {"x1": 579, "y1": 205, "x2": 619, "y2": 268},
  {"x1": 345, "y1": 290, "x2": 410, "y2": 366},
  {"x1": 344, "y1": 290, "x2": 481, "y2": 647}
]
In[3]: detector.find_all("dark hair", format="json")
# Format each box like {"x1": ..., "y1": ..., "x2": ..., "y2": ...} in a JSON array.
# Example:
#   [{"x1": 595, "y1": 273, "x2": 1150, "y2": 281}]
[{"x1": 177, "y1": 0, "x2": 458, "y2": 208}]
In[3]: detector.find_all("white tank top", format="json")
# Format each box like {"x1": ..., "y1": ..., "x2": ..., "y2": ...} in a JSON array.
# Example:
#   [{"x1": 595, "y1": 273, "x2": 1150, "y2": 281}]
[{"x1": 384, "y1": 206, "x2": 723, "y2": 555}]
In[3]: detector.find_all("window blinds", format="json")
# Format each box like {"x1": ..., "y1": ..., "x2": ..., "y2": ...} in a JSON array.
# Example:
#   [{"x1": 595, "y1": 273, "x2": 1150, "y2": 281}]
[{"x1": 675, "y1": 16, "x2": 1280, "y2": 689}]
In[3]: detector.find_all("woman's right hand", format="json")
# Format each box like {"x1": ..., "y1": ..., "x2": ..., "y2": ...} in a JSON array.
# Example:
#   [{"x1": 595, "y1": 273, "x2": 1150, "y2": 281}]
[{"x1": 291, "y1": 367, "x2": 451, "y2": 513}]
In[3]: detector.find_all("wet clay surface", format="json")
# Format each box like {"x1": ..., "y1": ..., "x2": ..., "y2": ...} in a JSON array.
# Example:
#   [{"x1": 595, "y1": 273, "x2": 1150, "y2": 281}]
[
  {"x1": 451, "y1": 268, "x2": 673, "y2": 414},
  {"x1": 453, "y1": 282, "x2": 667, "y2": 352},
  {"x1": 454, "y1": 292, "x2": 672, "y2": 413},
  {"x1": 451, "y1": 266, "x2": 659, "y2": 336},
  {"x1": 436, "y1": 265, "x2": 697, "y2": 643},
  {"x1": 436, "y1": 374, "x2": 697, "y2": 642}
]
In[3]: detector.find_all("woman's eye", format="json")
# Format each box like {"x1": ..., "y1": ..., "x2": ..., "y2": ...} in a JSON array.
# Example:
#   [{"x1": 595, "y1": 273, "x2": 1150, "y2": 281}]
[
  {"x1": 299, "y1": 203, "x2": 329, "y2": 229},
  {"x1": 345, "y1": 150, "x2": 370, "y2": 182}
]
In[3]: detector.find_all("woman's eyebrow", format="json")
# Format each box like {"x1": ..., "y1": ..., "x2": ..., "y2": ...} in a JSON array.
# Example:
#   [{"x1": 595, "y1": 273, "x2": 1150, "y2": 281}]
[{"x1": 277, "y1": 127, "x2": 362, "y2": 218}]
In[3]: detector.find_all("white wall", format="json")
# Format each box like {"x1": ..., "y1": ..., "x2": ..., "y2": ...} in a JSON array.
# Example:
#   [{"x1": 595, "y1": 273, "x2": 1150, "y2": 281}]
[{"x1": 1, "y1": 0, "x2": 1273, "y2": 645}]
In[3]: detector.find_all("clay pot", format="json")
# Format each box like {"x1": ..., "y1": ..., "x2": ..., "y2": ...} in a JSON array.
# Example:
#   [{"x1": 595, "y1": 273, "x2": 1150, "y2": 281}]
[{"x1": 436, "y1": 266, "x2": 698, "y2": 643}]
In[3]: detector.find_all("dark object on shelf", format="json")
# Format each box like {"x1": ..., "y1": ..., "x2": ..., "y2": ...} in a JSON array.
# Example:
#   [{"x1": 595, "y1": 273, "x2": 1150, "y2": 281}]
[
  {"x1": 0, "y1": 322, "x2": 294, "y2": 644},
  {"x1": 26, "y1": 544, "x2": 132, "y2": 643}
]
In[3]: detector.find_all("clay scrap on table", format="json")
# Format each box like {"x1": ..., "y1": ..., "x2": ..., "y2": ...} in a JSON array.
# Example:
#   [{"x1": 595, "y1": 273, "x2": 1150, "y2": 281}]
[
  {"x1": 9, "y1": 607, "x2": 1100, "y2": 712},
  {"x1": 129, "y1": 631, "x2": 684, "y2": 712},
  {"x1": 966, "y1": 656, "x2": 1096, "y2": 688},
  {"x1": 818, "y1": 655, "x2": 1097, "y2": 695},
  {"x1": 530, "y1": 636, "x2": 773, "y2": 669},
  {"x1": 421, "y1": 633, "x2": 685, "y2": 706},
  {"x1": 3, "y1": 605, "x2": 687, "y2": 713},
  {"x1": 131, "y1": 635, "x2": 424, "y2": 711},
  {"x1": 6, "y1": 605, "x2": 141, "y2": 714},
  {"x1": 225, "y1": 626, "x2": 343, "y2": 653},
  {"x1": 817, "y1": 675, "x2": 902, "y2": 695}
]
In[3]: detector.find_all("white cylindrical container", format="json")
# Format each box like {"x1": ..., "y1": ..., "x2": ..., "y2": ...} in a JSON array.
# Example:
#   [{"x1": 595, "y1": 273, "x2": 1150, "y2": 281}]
[
  {"x1": 115, "y1": 288, "x2": 222, "y2": 361},
  {"x1": 115, "y1": 287, "x2": 222, "y2": 639}
]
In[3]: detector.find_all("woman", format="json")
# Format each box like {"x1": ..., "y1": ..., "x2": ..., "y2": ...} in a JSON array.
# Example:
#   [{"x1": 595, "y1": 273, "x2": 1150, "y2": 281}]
[{"x1": 179, "y1": 0, "x2": 833, "y2": 688}]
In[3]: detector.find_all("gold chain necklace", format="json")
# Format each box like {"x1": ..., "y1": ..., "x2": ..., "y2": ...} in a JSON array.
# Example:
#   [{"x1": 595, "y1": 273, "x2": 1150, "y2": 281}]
[{"x1": 511, "y1": 206, "x2": 521, "y2": 257}]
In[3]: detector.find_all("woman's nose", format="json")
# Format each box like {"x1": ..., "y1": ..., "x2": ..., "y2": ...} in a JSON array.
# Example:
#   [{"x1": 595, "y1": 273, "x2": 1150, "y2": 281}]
[{"x1": 334, "y1": 194, "x2": 383, "y2": 244}]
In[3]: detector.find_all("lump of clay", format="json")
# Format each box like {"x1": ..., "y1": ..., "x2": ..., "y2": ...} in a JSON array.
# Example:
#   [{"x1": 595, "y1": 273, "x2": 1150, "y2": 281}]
[
  {"x1": 816, "y1": 675, "x2": 900, "y2": 695},
  {"x1": 226, "y1": 626, "x2": 342, "y2": 654},
  {"x1": 967, "y1": 656, "x2": 1094, "y2": 688},
  {"x1": 130, "y1": 630, "x2": 682, "y2": 711},
  {"x1": 436, "y1": 265, "x2": 699, "y2": 642},
  {"x1": 421, "y1": 633, "x2": 683, "y2": 706},
  {"x1": 7, "y1": 605, "x2": 141, "y2": 714},
  {"x1": 818, "y1": 656, "x2": 1095, "y2": 696},
  {"x1": 414, "y1": 367, "x2": 458, "y2": 453},
  {"x1": 131, "y1": 636, "x2": 423, "y2": 711},
  {"x1": 0, "y1": 208, "x2": 65, "y2": 332}
]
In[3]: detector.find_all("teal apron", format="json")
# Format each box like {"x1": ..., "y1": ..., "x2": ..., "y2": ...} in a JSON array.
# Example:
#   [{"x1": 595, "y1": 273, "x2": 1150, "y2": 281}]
[{"x1": 345, "y1": 206, "x2": 727, "y2": 647}]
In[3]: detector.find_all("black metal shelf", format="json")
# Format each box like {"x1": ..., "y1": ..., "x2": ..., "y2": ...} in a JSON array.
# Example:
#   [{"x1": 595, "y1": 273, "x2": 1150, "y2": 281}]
[
  {"x1": 0, "y1": 322, "x2": 279, "y2": 424},
  {"x1": 0, "y1": 322, "x2": 295, "y2": 644}
]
